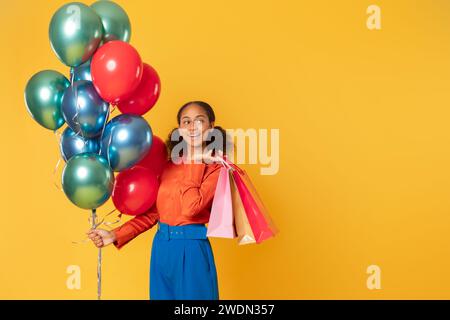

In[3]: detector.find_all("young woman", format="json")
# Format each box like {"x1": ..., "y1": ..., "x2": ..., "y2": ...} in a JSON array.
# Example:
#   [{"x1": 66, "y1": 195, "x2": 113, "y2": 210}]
[{"x1": 87, "y1": 101, "x2": 231, "y2": 300}]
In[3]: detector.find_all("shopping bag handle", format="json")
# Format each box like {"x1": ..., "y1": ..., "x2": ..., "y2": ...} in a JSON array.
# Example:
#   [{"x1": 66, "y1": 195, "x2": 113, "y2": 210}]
[
  {"x1": 217, "y1": 155, "x2": 244, "y2": 175},
  {"x1": 215, "y1": 156, "x2": 232, "y2": 169}
]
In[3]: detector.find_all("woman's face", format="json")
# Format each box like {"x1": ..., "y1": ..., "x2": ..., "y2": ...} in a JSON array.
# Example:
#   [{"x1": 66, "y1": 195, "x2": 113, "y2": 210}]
[{"x1": 179, "y1": 104, "x2": 214, "y2": 147}]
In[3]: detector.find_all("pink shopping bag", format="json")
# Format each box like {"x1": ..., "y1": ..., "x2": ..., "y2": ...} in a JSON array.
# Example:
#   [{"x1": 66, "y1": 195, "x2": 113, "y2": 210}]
[
  {"x1": 207, "y1": 166, "x2": 237, "y2": 238},
  {"x1": 223, "y1": 157, "x2": 278, "y2": 243}
]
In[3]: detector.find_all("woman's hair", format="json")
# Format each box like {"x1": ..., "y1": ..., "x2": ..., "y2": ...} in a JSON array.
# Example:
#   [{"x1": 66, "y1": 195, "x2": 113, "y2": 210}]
[{"x1": 165, "y1": 100, "x2": 233, "y2": 160}]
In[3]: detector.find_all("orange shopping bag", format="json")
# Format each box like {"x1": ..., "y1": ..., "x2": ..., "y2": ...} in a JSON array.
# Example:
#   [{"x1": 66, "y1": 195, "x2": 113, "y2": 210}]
[{"x1": 229, "y1": 169, "x2": 256, "y2": 245}]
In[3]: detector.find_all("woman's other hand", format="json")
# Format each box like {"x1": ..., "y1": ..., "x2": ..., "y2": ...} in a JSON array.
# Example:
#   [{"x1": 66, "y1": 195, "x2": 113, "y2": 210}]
[{"x1": 187, "y1": 148, "x2": 223, "y2": 164}]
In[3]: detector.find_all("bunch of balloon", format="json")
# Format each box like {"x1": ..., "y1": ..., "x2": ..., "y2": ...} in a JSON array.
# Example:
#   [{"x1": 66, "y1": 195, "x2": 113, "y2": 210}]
[{"x1": 24, "y1": 1, "x2": 165, "y2": 300}]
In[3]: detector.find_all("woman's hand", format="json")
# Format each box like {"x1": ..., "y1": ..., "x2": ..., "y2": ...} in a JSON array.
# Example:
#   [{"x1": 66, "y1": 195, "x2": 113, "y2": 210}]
[
  {"x1": 87, "y1": 228, "x2": 116, "y2": 248},
  {"x1": 187, "y1": 148, "x2": 224, "y2": 164},
  {"x1": 203, "y1": 149, "x2": 224, "y2": 164}
]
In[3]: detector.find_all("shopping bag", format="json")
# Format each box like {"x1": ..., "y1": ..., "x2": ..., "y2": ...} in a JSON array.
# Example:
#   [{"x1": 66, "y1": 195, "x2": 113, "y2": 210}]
[
  {"x1": 223, "y1": 157, "x2": 278, "y2": 243},
  {"x1": 206, "y1": 166, "x2": 236, "y2": 238},
  {"x1": 235, "y1": 167, "x2": 279, "y2": 235},
  {"x1": 229, "y1": 169, "x2": 256, "y2": 245}
]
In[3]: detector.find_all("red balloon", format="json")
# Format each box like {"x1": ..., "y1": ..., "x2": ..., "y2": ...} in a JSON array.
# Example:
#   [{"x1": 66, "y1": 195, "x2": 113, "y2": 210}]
[
  {"x1": 112, "y1": 166, "x2": 159, "y2": 216},
  {"x1": 91, "y1": 40, "x2": 143, "y2": 104},
  {"x1": 136, "y1": 135, "x2": 168, "y2": 177},
  {"x1": 117, "y1": 63, "x2": 161, "y2": 115}
]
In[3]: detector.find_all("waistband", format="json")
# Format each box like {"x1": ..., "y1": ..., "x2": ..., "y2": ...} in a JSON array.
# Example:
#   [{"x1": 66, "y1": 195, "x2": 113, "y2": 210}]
[{"x1": 157, "y1": 221, "x2": 208, "y2": 240}]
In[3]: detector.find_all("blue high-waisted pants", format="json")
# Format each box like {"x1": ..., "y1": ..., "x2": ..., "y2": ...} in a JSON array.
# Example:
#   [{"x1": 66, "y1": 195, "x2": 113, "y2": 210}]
[{"x1": 150, "y1": 221, "x2": 219, "y2": 300}]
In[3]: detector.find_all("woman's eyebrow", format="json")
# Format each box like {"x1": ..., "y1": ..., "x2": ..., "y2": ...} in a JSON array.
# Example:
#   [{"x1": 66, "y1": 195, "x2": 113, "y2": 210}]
[{"x1": 181, "y1": 114, "x2": 206, "y2": 120}]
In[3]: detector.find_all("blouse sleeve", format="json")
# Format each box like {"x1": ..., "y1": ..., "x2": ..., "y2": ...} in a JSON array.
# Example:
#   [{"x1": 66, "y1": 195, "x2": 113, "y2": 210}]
[
  {"x1": 179, "y1": 163, "x2": 222, "y2": 218},
  {"x1": 112, "y1": 204, "x2": 159, "y2": 250}
]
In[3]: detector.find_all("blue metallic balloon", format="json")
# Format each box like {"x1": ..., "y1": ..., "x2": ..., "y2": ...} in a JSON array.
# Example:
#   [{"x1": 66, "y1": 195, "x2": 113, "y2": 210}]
[
  {"x1": 70, "y1": 59, "x2": 92, "y2": 82},
  {"x1": 100, "y1": 114, "x2": 153, "y2": 172},
  {"x1": 61, "y1": 80, "x2": 109, "y2": 138},
  {"x1": 60, "y1": 126, "x2": 100, "y2": 162}
]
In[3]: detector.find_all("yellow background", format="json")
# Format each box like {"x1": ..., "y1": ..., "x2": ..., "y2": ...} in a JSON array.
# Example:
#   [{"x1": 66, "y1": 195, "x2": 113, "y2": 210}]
[{"x1": 1, "y1": 0, "x2": 450, "y2": 299}]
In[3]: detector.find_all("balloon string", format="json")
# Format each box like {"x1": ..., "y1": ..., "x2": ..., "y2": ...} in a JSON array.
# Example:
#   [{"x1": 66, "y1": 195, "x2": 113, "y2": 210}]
[
  {"x1": 72, "y1": 208, "x2": 122, "y2": 300},
  {"x1": 106, "y1": 126, "x2": 114, "y2": 167},
  {"x1": 71, "y1": 79, "x2": 86, "y2": 141},
  {"x1": 102, "y1": 209, "x2": 122, "y2": 228},
  {"x1": 70, "y1": 68, "x2": 74, "y2": 86},
  {"x1": 90, "y1": 208, "x2": 120, "y2": 229},
  {"x1": 105, "y1": 104, "x2": 117, "y2": 163},
  {"x1": 52, "y1": 158, "x2": 63, "y2": 191},
  {"x1": 91, "y1": 208, "x2": 102, "y2": 300},
  {"x1": 52, "y1": 129, "x2": 64, "y2": 191},
  {"x1": 97, "y1": 104, "x2": 114, "y2": 155}
]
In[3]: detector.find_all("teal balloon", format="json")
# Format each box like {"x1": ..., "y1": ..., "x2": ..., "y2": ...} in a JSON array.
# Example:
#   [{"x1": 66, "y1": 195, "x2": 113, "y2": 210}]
[
  {"x1": 49, "y1": 2, "x2": 103, "y2": 67},
  {"x1": 91, "y1": 1, "x2": 131, "y2": 43},
  {"x1": 24, "y1": 70, "x2": 69, "y2": 130},
  {"x1": 62, "y1": 153, "x2": 114, "y2": 209}
]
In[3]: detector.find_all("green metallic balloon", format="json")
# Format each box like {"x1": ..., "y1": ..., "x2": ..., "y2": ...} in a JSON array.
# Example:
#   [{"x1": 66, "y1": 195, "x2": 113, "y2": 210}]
[
  {"x1": 49, "y1": 2, "x2": 103, "y2": 67},
  {"x1": 62, "y1": 153, "x2": 114, "y2": 210},
  {"x1": 91, "y1": 1, "x2": 131, "y2": 43},
  {"x1": 24, "y1": 70, "x2": 69, "y2": 130}
]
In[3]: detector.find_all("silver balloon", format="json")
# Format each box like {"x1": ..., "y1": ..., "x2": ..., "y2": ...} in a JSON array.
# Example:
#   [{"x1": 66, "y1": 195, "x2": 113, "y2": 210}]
[
  {"x1": 60, "y1": 126, "x2": 100, "y2": 162},
  {"x1": 100, "y1": 114, "x2": 153, "y2": 172},
  {"x1": 61, "y1": 80, "x2": 109, "y2": 138}
]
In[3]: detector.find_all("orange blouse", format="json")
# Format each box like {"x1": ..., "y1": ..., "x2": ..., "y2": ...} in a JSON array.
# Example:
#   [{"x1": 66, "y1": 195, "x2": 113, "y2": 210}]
[{"x1": 112, "y1": 160, "x2": 222, "y2": 249}]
